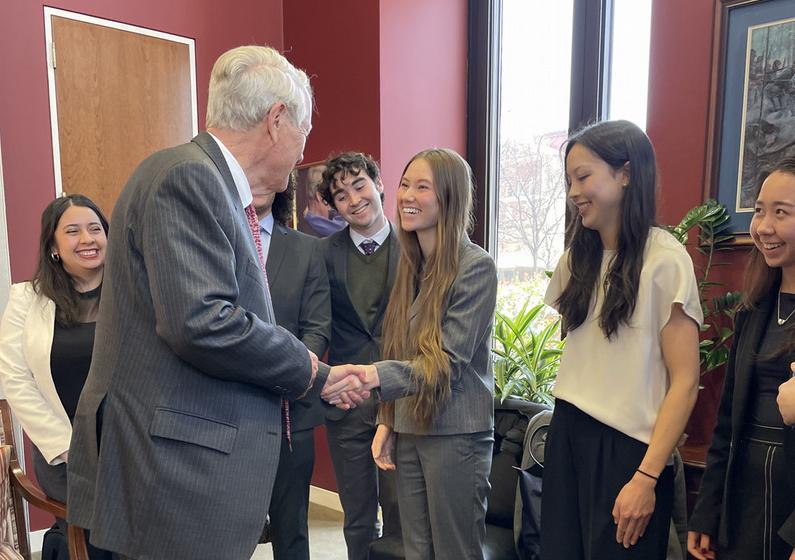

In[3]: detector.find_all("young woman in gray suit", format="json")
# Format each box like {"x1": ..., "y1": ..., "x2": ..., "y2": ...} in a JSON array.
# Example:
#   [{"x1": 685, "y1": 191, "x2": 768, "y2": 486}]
[{"x1": 326, "y1": 147, "x2": 498, "y2": 559}]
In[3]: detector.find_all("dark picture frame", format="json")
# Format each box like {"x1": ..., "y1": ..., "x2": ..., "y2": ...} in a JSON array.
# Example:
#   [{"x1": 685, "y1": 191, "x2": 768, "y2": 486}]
[
  {"x1": 291, "y1": 160, "x2": 347, "y2": 237},
  {"x1": 705, "y1": 0, "x2": 795, "y2": 243}
]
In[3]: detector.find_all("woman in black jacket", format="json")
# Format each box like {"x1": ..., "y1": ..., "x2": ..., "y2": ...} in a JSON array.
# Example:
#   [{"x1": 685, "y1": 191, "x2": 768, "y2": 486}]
[{"x1": 688, "y1": 158, "x2": 795, "y2": 560}]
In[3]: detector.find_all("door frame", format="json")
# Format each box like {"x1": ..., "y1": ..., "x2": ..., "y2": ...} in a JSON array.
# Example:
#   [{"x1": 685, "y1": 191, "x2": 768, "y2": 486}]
[{"x1": 43, "y1": 7, "x2": 199, "y2": 197}]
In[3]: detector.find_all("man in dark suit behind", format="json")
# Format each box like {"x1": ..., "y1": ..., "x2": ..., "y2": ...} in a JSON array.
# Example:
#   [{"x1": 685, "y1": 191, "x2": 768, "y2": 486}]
[
  {"x1": 66, "y1": 45, "x2": 359, "y2": 560},
  {"x1": 254, "y1": 180, "x2": 331, "y2": 559},
  {"x1": 318, "y1": 153, "x2": 399, "y2": 560}
]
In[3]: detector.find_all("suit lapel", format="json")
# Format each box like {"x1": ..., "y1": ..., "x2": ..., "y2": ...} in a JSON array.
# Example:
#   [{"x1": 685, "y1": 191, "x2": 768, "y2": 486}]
[
  {"x1": 192, "y1": 132, "x2": 276, "y2": 323},
  {"x1": 266, "y1": 223, "x2": 289, "y2": 284},
  {"x1": 731, "y1": 299, "x2": 773, "y2": 431}
]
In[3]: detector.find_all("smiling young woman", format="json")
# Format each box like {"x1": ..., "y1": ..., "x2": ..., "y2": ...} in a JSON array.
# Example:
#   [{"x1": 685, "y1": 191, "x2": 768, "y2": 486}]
[
  {"x1": 0, "y1": 194, "x2": 111, "y2": 558},
  {"x1": 689, "y1": 159, "x2": 795, "y2": 560}
]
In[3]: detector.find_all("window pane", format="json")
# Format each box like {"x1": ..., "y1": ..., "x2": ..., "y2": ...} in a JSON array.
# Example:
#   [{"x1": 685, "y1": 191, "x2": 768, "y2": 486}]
[
  {"x1": 608, "y1": 0, "x2": 652, "y2": 129},
  {"x1": 497, "y1": 0, "x2": 572, "y2": 317}
]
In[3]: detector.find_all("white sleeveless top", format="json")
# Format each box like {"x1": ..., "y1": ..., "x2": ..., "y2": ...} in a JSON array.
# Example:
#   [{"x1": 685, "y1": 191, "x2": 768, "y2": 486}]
[{"x1": 544, "y1": 227, "x2": 703, "y2": 443}]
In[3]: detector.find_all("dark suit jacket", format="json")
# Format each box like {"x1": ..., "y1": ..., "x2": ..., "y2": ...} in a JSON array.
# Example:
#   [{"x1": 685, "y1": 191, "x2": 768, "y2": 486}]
[
  {"x1": 319, "y1": 224, "x2": 399, "y2": 421},
  {"x1": 267, "y1": 221, "x2": 331, "y2": 430},
  {"x1": 67, "y1": 132, "x2": 326, "y2": 560},
  {"x1": 690, "y1": 294, "x2": 795, "y2": 547}
]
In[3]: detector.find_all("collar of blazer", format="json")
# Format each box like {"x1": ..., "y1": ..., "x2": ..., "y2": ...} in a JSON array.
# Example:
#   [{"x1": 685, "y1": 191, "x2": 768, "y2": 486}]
[
  {"x1": 731, "y1": 294, "x2": 776, "y2": 432},
  {"x1": 192, "y1": 132, "x2": 266, "y2": 287},
  {"x1": 407, "y1": 236, "x2": 473, "y2": 323},
  {"x1": 330, "y1": 223, "x2": 399, "y2": 335},
  {"x1": 265, "y1": 221, "x2": 290, "y2": 284}
]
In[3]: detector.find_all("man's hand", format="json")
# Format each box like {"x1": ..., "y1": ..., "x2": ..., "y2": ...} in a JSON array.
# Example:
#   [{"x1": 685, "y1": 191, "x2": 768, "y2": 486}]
[
  {"x1": 777, "y1": 366, "x2": 795, "y2": 425},
  {"x1": 372, "y1": 424, "x2": 396, "y2": 471},
  {"x1": 321, "y1": 364, "x2": 379, "y2": 409},
  {"x1": 297, "y1": 349, "x2": 319, "y2": 399},
  {"x1": 612, "y1": 472, "x2": 656, "y2": 548}
]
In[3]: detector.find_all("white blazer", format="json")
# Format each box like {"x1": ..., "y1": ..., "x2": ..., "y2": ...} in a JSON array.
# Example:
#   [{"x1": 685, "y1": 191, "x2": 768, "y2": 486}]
[{"x1": 0, "y1": 282, "x2": 71, "y2": 464}]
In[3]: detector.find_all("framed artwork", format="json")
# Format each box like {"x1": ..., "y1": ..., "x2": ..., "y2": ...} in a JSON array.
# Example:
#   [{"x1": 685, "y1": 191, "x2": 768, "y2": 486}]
[
  {"x1": 291, "y1": 161, "x2": 347, "y2": 237},
  {"x1": 704, "y1": 0, "x2": 795, "y2": 242}
]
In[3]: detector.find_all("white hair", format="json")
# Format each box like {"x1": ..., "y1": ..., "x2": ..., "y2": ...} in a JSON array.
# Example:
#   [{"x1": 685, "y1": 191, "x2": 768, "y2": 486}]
[{"x1": 206, "y1": 45, "x2": 313, "y2": 132}]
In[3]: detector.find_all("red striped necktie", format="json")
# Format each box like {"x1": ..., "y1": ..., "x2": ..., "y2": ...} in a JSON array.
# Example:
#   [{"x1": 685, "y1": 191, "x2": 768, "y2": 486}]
[{"x1": 244, "y1": 203, "x2": 292, "y2": 451}]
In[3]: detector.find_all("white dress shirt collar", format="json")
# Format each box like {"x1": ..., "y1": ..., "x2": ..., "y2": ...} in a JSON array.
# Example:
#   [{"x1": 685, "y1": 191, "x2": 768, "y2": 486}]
[
  {"x1": 207, "y1": 132, "x2": 252, "y2": 208},
  {"x1": 349, "y1": 219, "x2": 391, "y2": 252}
]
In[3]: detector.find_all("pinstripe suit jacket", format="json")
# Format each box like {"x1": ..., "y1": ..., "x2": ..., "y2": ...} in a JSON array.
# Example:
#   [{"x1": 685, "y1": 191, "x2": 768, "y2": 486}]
[
  {"x1": 67, "y1": 132, "x2": 324, "y2": 560},
  {"x1": 377, "y1": 239, "x2": 497, "y2": 435}
]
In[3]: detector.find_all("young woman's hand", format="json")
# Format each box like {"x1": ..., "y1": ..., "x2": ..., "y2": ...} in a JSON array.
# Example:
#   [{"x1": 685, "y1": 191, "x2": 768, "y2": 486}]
[
  {"x1": 611, "y1": 472, "x2": 656, "y2": 548},
  {"x1": 777, "y1": 369, "x2": 795, "y2": 425},
  {"x1": 372, "y1": 424, "x2": 396, "y2": 471},
  {"x1": 687, "y1": 531, "x2": 716, "y2": 559}
]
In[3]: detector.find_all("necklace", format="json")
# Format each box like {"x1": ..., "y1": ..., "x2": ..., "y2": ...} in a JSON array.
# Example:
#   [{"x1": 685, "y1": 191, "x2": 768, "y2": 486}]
[{"x1": 777, "y1": 290, "x2": 795, "y2": 325}]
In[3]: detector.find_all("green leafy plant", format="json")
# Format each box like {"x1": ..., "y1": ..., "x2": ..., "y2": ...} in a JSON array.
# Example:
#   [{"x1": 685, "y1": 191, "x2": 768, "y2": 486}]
[
  {"x1": 492, "y1": 302, "x2": 563, "y2": 405},
  {"x1": 665, "y1": 199, "x2": 743, "y2": 375}
]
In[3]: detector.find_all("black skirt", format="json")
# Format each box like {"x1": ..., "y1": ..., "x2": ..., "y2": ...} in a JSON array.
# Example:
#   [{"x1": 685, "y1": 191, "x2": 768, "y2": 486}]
[{"x1": 720, "y1": 424, "x2": 792, "y2": 560}]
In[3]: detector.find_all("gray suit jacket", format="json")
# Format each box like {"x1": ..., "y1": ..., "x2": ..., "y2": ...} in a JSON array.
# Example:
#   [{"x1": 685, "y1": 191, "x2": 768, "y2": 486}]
[
  {"x1": 67, "y1": 132, "x2": 326, "y2": 560},
  {"x1": 267, "y1": 222, "x2": 331, "y2": 430},
  {"x1": 378, "y1": 239, "x2": 497, "y2": 435},
  {"x1": 320, "y1": 225, "x2": 399, "y2": 421}
]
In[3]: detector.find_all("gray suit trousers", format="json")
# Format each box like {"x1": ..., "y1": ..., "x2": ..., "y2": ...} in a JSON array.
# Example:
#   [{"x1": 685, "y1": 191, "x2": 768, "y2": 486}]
[{"x1": 395, "y1": 431, "x2": 493, "y2": 560}]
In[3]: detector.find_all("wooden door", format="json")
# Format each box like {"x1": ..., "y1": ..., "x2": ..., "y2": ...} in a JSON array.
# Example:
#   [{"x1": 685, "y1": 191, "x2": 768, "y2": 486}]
[{"x1": 49, "y1": 13, "x2": 195, "y2": 218}]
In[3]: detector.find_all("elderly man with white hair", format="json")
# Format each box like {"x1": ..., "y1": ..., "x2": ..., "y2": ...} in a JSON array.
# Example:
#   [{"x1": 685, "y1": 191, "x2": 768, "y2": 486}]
[{"x1": 66, "y1": 45, "x2": 363, "y2": 560}]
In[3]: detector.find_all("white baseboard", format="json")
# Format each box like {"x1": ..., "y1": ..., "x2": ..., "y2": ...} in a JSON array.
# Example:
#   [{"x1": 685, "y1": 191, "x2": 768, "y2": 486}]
[
  {"x1": 309, "y1": 485, "x2": 342, "y2": 512},
  {"x1": 29, "y1": 528, "x2": 46, "y2": 553}
]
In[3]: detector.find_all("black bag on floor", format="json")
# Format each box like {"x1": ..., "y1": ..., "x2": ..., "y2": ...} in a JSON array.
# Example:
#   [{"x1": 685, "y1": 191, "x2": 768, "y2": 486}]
[
  {"x1": 514, "y1": 409, "x2": 552, "y2": 560},
  {"x1": 40, "y1": 522, "x2": 68, "y2": 560}
]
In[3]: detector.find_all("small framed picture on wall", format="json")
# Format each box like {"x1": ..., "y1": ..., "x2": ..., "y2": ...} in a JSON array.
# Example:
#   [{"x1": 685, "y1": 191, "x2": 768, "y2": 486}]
[
  {"x1": 292, "y1": 161, "x2": 347, "y2": 237},
  {"x1": 705, "y1": 0, "x2": 795, "y2": 241}
]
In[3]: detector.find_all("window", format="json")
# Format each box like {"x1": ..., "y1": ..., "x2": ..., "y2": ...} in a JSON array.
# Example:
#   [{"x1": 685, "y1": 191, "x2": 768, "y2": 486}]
[
  {"x1": 468, "y1": 0, "x2": 655, "y2": 319},
  {"x1": 495, "y1": 0, "x2": 573, "y2": 315}
]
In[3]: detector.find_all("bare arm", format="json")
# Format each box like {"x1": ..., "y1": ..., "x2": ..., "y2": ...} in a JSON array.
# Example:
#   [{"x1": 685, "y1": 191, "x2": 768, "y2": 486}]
[{"x1": 613, "y1": 303, "x2": 700, "y2": 548}]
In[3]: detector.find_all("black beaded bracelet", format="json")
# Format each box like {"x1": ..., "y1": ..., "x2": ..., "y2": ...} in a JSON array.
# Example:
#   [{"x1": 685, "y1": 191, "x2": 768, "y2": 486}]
[{"x1": 636, "y1": 468, "x2": 659, "y2": 481}]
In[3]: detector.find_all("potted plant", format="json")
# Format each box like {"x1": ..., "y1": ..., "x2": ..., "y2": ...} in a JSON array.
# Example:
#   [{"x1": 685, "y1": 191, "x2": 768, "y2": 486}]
[{"x1": 492, "y1": 302, "x2": 563, "y2": 406}]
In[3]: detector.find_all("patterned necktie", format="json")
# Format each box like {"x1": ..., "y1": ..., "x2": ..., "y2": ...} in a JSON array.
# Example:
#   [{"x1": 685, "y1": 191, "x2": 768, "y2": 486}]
[
  {"x1": 244, "y1": 203, "x2": 292, "y2": 451},
  {"x1": 360, "y1": 239, "x2": 379, "y2": 256}
]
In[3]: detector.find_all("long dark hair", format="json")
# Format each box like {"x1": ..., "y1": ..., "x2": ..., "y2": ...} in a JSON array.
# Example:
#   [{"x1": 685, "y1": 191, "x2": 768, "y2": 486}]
[
  {"x1": 32, "y1": 194, "x2": 109, "y2": 325},
  {"x1": 743, "y1": 156, "x2": 795, "y2": 308},
  {"x1": 382, "y1": 148, "x2": 474, "y2": 430},
  {"x1": 557, "y1": 120, "x2": 657, "y2": 339},
  {"x1": 272, "y1": 172, "x2": 296, "y2": 226}
]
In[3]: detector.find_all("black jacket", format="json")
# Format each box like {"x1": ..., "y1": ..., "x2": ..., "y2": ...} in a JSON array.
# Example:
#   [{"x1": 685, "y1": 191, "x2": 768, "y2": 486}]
[{"x1": 689, "y1": 295, "x2": 795, "y2": 547}]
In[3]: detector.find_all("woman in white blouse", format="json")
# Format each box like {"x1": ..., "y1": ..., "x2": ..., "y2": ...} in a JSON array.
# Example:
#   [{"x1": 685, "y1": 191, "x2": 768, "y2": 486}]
[{"x1": 541, "y1": 120, "x2": 702, "y2": 560}]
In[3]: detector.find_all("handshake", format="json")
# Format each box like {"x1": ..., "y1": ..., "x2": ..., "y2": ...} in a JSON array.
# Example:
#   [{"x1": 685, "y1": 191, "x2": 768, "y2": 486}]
[{"x1": 321, "y1": 364, "x2": 380, "y2": 410}]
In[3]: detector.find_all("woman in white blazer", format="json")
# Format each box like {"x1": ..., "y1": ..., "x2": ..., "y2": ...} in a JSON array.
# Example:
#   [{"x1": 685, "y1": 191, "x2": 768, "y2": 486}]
[{"x1": 0, "y1": 194, "x2": 107, "y2": 505}]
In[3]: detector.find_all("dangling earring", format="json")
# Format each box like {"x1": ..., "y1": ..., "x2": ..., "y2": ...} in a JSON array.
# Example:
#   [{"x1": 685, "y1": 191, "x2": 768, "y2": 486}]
[{"x1": 51, "y1": 252, "x2": 60, "y2": 262}]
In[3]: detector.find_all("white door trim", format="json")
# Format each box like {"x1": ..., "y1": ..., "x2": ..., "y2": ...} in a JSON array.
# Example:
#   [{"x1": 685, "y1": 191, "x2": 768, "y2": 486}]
[{"x1": 43, "y1": 7, "x2": 199, "y2": 198}]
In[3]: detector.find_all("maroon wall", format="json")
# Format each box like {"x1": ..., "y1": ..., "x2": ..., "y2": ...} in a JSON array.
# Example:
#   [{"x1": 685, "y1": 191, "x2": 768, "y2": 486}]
[
  {"x1": 647, "y1": 0, "x2": 750, "y2": 451},
  {"x1": 0, "y1": 0, "x2": 284, "y2": 532},
  {"x1": 378, "y1": 0, "x2": 468, "y2": 220},
  {"x1": 283, "y1": 0, "x2": 382, "y2": 167}
]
